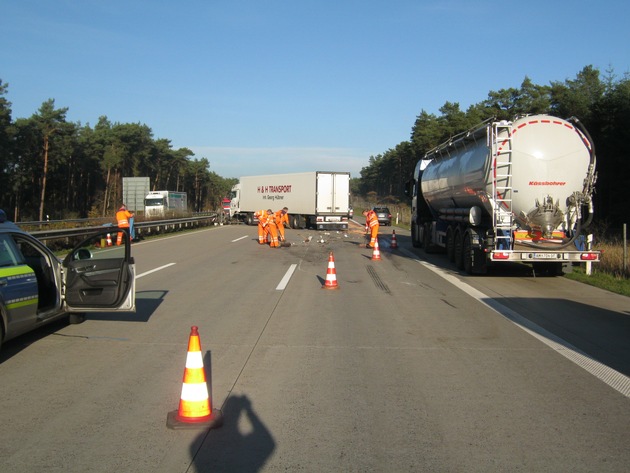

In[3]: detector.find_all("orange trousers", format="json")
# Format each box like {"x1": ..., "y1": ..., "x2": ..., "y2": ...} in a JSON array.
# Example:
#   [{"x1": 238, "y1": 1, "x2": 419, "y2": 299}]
[
  {"x1": 267, "y1": 223, "x2": 279, "y2": 247},
  {"x1": 116, "y1": 227, "x2": 129, "y2": 245},
  {"x1": 368, "y1": 224, "x2": 379, "y2": 247},
  {"x1": 258, "y1": 223, "x2": 268, "y2": 244}
]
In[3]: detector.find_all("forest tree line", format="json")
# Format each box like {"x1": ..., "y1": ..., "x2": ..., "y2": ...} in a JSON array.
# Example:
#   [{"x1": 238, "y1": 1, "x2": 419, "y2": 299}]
[
  {"x1": 356, "y1": 65, "x2": 630, "y2": 228},
  {"x1": 1, "y1": 65, "x2": 629, "y2": 227},
  {"x1": 0, "y1": 80, "x2": 237, "y2": 222}
]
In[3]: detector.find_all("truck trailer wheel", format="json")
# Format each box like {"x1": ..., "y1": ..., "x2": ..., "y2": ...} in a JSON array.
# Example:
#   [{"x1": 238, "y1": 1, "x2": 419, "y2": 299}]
[
  {"x1": 462, "y1": 233, "x2": 473, "y2": 275},
  {"x1": 411, "y1": 224, "x2": 421, "y2": 248},
  {"x1": 446, "y1": 227, "x2": 455, "y2": 262},
  {"x1": 423, "y1": 223, "x2": 436, "y2": 254},
  {"x1": 454, "y1": 230, "x2": 464, "y2": 270}
]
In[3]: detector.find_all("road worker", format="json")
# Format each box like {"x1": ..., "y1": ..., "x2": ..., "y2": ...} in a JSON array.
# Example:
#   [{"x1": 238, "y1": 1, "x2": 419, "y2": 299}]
[
  {"x1": 363, "y1": 208, "x2": 379, "y2": 248},
  {"x1": 265, "y1": 209, "x2": 280, "y2": 248},
  {"x1": 254, "y1": 209, "x2": 269, "y2": 244},
  {"x1": 273, "y1": 207, "x2": 289, "y2": 242},
  {"x1": 116, "y1": 204, "x2": 134, "y2": 245}
]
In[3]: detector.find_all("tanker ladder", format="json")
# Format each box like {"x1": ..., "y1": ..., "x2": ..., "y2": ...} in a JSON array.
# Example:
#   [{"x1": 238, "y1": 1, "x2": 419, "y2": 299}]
[{"x1": 490, "y1": 121, "x2": 514, "y2": 250}]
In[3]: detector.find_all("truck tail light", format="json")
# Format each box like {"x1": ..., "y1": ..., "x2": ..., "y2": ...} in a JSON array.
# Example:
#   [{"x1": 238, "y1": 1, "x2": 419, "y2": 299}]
[
  {"x1": 580, "y1": 253, "x2": 599, "y2": 261},
  {"x1": 493, "y1": 252, "x2": 510, "y2": 260}
]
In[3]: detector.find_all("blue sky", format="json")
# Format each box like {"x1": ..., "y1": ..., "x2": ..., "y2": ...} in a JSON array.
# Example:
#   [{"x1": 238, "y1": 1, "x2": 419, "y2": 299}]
[{"x1": 2, "y1": 1, "x2": 628, "y2": 179}]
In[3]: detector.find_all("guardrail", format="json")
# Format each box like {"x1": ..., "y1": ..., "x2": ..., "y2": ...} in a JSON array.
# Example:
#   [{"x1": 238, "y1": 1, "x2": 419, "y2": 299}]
[{"x1": 21, "y1": 214, "x2": 219, "y2": 244}]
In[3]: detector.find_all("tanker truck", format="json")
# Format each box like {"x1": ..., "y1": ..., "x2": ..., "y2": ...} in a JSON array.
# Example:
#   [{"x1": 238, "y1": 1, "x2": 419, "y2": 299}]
[{"x1": 407, "y1": 114, "x2": 600, "y2": 275}]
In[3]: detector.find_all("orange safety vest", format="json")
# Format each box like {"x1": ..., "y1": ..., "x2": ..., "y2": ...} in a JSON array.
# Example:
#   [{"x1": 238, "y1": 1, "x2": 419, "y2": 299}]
[
  {"x1": 273, "y1": 210, "x2": 289, "y2": 227},
  {"x1": 116, "y1": 209, "x2": 133, "y2": 228},
  {"x1": 265, "y1": 212, "x2": 277, "y2": 227},
  {"x1": 254, "y1": 210, "x2": 269, "y2": 225},
  {"x1": 365, "y1": 210, "x2": 379, "y2": 228}
]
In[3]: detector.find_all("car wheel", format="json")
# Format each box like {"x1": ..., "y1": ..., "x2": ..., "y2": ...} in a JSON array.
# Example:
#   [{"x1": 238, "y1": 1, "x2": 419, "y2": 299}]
[{"x1": 69, "y1": 313, "x2": 86, "y2": 324}]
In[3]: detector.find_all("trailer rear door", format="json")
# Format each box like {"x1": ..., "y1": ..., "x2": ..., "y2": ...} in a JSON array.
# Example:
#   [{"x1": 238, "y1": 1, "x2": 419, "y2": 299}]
[{"x1": 316, "y1": 172, "x2": 350, "y2": 214}]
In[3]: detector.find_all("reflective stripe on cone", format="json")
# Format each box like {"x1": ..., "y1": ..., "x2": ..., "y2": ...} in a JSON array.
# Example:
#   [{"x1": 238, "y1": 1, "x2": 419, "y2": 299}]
[
  {"x1": 167, "y1": 326, "x2": 223, "y2": 430},
  {"x1": 322, "y1": 251, "x2": 339, "y2": 289}
]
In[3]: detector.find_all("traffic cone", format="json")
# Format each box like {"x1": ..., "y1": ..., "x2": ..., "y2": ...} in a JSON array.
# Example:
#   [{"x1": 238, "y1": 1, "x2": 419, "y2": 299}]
[
  {"x1": 106, "y1": 233, "x2": 112, "y2": 246},
  {"x1": 371, "y1": 238, "x2": 382, "y2": 261},
  {"x1": 322, "y1": 251, "x2": 339, "y2": 289},
  {"x1": 167, "y1": 326, "x2": 223, "y2": 430},
  {"x1": 390, "y1": 230, "x2": 398, "y2": 249}
]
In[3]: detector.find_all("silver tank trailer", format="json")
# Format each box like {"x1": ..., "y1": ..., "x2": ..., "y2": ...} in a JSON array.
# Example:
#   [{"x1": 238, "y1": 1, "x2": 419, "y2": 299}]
[{"x1": 420, "y1": 114, "x2": 596, "y2": 238}]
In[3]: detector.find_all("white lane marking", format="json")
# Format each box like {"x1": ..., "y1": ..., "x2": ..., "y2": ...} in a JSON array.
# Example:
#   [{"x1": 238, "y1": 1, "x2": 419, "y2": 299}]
[
  {"x1": 136, "y1": 263, "x2": 176, "y2": 279},
  {"x1": 232, "y1": 235, "x2": 248, "y2": 242},
  {"x1": 400, "y1": 248, "x2": 630, "y2": 398},
  {"x1": 276, "y1": 264, "x2": 297, "y2": 291}
]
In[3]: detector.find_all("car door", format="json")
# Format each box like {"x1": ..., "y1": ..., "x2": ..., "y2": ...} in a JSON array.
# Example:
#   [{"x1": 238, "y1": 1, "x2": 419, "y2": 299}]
[
  {"x1": 62, "y1": 228, "x2": 136, "y2": 312},
  {"x1": 0, "y1": 234, "x2": 40, "y2": 336}
]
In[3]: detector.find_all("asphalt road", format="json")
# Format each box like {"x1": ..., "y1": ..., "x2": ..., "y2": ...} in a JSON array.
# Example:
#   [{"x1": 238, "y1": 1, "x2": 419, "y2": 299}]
[{"x1": 0, "y1": 222, "x2": 628, "y2": 472}]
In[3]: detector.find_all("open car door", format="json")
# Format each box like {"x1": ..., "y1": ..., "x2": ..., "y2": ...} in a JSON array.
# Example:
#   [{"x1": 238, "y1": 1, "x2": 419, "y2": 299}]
[{"x1": 62, "y1": 227, "x2": 136, "y2": 312}]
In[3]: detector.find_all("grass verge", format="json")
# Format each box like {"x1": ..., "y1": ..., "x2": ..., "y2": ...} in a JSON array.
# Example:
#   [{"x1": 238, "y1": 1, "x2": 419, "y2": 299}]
[{"x1": 564, "y1": 266, "x2": 630, "y2": 297}]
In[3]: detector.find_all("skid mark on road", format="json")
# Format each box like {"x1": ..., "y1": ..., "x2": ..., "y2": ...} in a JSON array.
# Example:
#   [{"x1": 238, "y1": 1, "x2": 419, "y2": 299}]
[{"x1": 367, "y1": 265, "x2": 391, "y2": 294}]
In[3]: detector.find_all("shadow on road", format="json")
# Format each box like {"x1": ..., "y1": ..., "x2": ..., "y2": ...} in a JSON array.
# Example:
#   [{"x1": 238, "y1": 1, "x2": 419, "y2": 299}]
[
  {"x1": 86, "y1": 290, "x2": 167, "y2": 322},
  {"x1": 190, "y1": 394, "x2": 275, "y2": 472}
]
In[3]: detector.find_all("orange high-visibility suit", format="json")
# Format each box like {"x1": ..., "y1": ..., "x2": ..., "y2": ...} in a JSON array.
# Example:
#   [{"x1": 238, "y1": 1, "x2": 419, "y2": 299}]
[
  {"x1": 273, "y1": 208, "x2": 289, "y2": 241},
  {"x1": 266, "y1": 212, "x2": 280, "y2": 248},
  {"x1": 364, "y1": 209, "x2": 380, "y2": 248},
  {"x1": 116, "y1": 206, "x2": 133, "y2": 245},
  {"x1": 254, "y1": 209, "x2": 269, "y2": 244}
]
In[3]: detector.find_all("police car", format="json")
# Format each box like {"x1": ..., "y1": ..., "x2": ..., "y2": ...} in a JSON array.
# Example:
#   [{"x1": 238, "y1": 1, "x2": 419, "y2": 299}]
[{"x1": 0, "y1": 209, "x2": 136, "y2": 351}]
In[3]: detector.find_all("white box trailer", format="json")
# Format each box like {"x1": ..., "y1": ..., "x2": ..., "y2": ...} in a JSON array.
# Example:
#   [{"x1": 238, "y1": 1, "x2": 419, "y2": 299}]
[{"x1": 230, "y1": 171, "x2": 350, "y2": 230}]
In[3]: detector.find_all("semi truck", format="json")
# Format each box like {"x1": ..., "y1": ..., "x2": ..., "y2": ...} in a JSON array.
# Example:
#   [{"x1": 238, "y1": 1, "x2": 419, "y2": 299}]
[
  {"x1": 229, "y1": 171, "x2": 351, "y2": 230},
  {"x1": 407, "y1": 114, "x2": 600, "y2": 275},
  {"x1": 144, "y1": 191, "x2": 188, "y2": 218}
]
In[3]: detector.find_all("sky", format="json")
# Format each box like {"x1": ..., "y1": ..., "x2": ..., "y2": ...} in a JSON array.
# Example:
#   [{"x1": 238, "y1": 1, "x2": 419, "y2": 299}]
[{"x1": 1, "y1": 0, "x2": 629, "y2": 180}]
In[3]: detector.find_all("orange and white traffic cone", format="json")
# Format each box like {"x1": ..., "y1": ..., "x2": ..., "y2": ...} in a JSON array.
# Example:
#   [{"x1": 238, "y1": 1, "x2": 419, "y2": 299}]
[
  {"x1": 106, "y1": 233, "x2": 112, "y2": 246},
  {"x1": 390, "y1": 229, "x2": 398, "y2": 249},
  {"x1": 371, "y1": 238, "x2": 382, "y2": 261},
  {"x1": 322, "y1": 251, "x2": 339, "y2": 289},
  {"x1": 167, "y1": 326, "x2": 223, "y2": 430}
]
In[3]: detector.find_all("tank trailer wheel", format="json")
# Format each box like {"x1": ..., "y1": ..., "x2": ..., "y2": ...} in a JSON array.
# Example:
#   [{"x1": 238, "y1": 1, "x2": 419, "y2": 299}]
[
  {"x1": 454, "y1": 230, "x2": 464, "y2": 270},
  {"x1": 411, "y1": 225, "x2": 421, "y2": 248},
  {"x1": 423, "y1": 223, "x2": 435, "y2": 254},
  {"x1": 462, "y1": 233, "x2": 473, "y2": 275},
  {"x1": 446, "y1": 227, "x2": 455, "y2": 262}
]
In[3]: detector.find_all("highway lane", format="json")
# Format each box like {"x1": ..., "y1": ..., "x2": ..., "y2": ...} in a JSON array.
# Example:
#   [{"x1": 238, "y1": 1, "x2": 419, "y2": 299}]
[
  {"x1": 393, "y1": 229, "x2": 630, "y2": 381},
  {"x1": 0, "y1": 223, "x2": 628, "y2": 472}
]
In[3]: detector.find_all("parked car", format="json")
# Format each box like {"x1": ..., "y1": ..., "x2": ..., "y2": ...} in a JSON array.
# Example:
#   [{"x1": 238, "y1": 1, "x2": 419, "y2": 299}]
[
  {"x1": 372, "y1": 207, "x2": 392, "y2": 226},
  {"x1": 0, "y1": 209, "x2": 136, "y2": 351}
]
